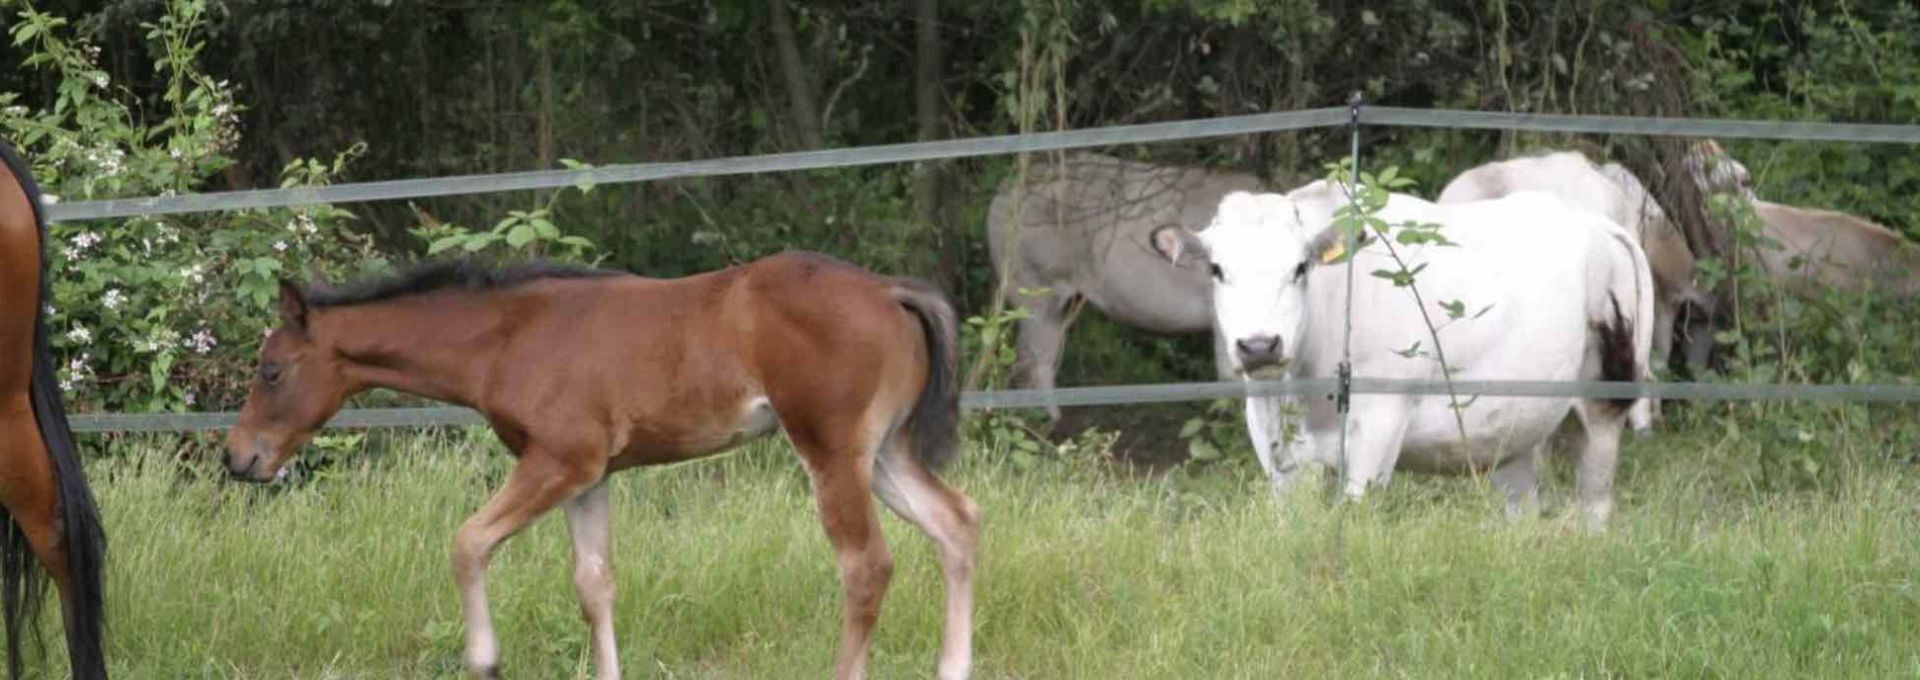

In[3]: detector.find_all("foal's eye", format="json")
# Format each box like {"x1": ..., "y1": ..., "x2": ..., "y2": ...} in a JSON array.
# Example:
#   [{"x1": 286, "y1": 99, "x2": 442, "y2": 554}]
[
  {"x1": 260, "y1": 363, "x2": 283, "y2": 386},
  {"x1": 1208, "y1": 263, "x2": 1224, "y2": 282},
  {"x1": 1293, "y1": 261, "x2": 1309, "y2": 281}
]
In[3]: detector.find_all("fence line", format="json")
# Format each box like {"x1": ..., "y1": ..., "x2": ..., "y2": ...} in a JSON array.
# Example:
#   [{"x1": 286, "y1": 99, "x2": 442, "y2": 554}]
[
  {"x1": 70, "y1": 379, "x2": 1920, "y2": 433},
  {"x1": 47, "y1": 108, "x2": 1351, "y2": 221},
  {"x1": 1359, "y1": 107, "x2": 1920, "y2": 143},
  {"x1": 44, "y1": 107, "x2": 1920, "y2": 223},
  {"x1": 38, "y1": 104, "x2": 1920, "y2": 433}
]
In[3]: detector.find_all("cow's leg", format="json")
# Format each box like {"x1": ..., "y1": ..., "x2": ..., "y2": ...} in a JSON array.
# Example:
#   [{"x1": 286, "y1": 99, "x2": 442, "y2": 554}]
[
  {"x1": 1011, "y1": 287, "x2": 1073, "y2": 423},
  {"x1": 1490, "y1": 446, "x2": 1541, "y2": 520},
  {"x1": 1211, "y1": 331, "x2": 1236, "y2": 381},
  {"x1": 1338, "y1": 396, "x2": 1413, "y2": 500},
  {"x1": 1571, "y1": 404, "x2": 1624, "y2": 530}
]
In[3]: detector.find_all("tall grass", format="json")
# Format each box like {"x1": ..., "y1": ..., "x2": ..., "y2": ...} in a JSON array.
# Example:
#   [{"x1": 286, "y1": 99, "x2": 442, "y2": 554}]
[{"x1": 44, "y1": 422, "x2": 1920, "y2": 677}]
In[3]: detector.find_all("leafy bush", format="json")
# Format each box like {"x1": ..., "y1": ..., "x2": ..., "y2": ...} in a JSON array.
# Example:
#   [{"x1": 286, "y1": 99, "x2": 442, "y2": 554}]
[{"x1": 2, "y1": 0, "x2": 379, "y2": 411}]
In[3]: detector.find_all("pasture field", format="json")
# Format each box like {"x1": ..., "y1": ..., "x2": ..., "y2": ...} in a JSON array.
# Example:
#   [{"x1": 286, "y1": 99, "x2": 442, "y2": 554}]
[{"x1": 53, "y1": 412, "x2": 1920, "y2": 678}]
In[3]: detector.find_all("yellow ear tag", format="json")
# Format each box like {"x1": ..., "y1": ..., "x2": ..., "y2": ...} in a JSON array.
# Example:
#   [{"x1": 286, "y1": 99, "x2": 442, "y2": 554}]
[{"x1": 1319, "y1": 239, "x2": 1347, "y2": 264}]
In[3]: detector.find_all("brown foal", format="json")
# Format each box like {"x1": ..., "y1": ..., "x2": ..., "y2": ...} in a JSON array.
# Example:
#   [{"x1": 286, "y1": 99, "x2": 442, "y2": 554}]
[
  {"x1": 223, "y1": 253, "x2": 979, "y2": 680},
  {"x1": 0, "y1": 140, "x2": 107, "y2": 679}
]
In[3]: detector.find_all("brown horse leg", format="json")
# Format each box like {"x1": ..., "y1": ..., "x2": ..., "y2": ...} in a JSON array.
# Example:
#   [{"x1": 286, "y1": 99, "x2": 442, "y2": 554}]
[
  {"x1": 792, "y1": 431, "x2": 893, "y2": 680},
  {"x1": 451, "y1": 451, "x2": 604, "y2": 679},
  {"x1": 0, "y1": 406, "x2": 70, "y2": 584},
  {"x1": 871, "y1": 428, "x2": 979, "y2": 680},
  {"x1": 563, "y1": 480, "x2": 618, "y2": 680}
]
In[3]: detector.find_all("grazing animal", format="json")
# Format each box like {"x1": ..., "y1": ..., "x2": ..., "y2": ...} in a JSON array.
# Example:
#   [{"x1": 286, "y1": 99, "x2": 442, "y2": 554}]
[
  {"x1": 1154, "y1": 185, "x2": 1653, "y2": 527},
  {"x1": 223, "y1": 254, "x2": 978, "y2": 680},
  {"x1": 1438, "y1": 151, "x2": 1702, "y2": 374},
  {"x1": 1748, "y1": 201, "x2": 1920, "y2": 296},
  {"x1": 1683, "y1": 142, "x2": 1919, "y2": 296},
  {"x1": 0, "y1": 140, "x2": 109, "y2": 679},
  {"x1": 986, "y1": 153, "x2": 1262, "y2": 419}
]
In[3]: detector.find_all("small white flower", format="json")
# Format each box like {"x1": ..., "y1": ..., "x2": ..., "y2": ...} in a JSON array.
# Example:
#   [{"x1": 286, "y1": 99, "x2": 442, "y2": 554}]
[
  {"x1": 184, "y1": 392, "x2": 197, "y2": 407},
  {"x1": 62, "y1": 247, "x2": 79, "y2": 261},
  {"x1": 102, "y1": 289, "x2": 125, "y2": 310},
  {"x1": 169, "y1": 147, "x2": 184, "y2": 160},
  {"x1": 91, "y1": 73, "x2": 108, "y2": 88},
  {"x1": 273, "y1": 240, "x2": 288, "y2": 252},
  {"x1": 2, "y1": 105, "x2": 25, "y2": 116},
  {"x1": 71, "y1": 231, "x2": 100, "y2": 250},
  {"x1": 187, "y1": 328, "x2": 217, "y2": 354},
  {"x1": 65, "y1": 327, "x2": 91, "y2": 345},
  {"x1": 211, "y1": 103, "x2": 231, "y2": 117}
]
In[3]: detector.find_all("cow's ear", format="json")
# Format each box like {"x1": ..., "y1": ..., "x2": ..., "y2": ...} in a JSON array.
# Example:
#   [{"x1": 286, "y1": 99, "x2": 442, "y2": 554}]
[
  {"x1": 1151, "y1": 225, "x2": 1208, "y2": 268},
  {"x1": 1305, "y1": 226, "x2": 1368, "y2": 267}
]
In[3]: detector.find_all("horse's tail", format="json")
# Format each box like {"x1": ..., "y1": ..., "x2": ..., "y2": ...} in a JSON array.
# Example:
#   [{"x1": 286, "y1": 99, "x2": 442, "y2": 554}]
[
  {"x1": 0, "y1": 140, "x2": 107, "y2": 680},
  {"x1": 890, "y1": 277, "x2": 961, "y2": 471}
]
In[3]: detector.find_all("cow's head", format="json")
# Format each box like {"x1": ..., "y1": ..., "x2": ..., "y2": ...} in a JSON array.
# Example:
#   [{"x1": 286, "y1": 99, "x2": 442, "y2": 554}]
[
  {"x1": 1684, "y1": 140, "x2": 1754, "y2": 199},
  {"x1": 1152, "y1": 191, "x2": 1342, "y2": 375}
]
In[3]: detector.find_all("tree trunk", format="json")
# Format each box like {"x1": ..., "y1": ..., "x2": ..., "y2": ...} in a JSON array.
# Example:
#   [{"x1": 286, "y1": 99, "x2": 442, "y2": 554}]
[
  {"x1": 913, "y1": 0, "x2": 956, "y2": 290},
  {"x1": 769, "y1": 0, "x2": 825, "y2": 149}
]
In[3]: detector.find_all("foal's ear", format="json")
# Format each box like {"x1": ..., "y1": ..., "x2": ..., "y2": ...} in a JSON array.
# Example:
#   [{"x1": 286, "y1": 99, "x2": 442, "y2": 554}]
[
  {"x1": 1150, "y1": 225, "x2": 1208, "y2": 268},
  {"x1": 276, "y1": 279, "x2": 310, "y2": 331}
]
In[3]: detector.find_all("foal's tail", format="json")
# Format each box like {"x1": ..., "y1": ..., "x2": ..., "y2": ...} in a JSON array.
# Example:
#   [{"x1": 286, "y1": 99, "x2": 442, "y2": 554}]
[
  {"x1": 0, "y1": 140, "x2": 108, "y2": 680},
  {"x1": 890, "y1": 278, "x2": 961, "y2": 471}
]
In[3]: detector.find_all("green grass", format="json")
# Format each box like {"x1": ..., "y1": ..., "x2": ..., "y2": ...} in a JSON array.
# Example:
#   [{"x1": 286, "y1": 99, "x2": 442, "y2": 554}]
[{"x1": 36, "y1": 419, "x2": 1920, "y2": 677}]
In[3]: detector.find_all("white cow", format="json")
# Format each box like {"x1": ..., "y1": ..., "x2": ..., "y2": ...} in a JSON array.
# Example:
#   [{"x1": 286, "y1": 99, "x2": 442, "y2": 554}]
[
  {"x1": 1153, "y1": 184, "x2": 1654, "y2": 526},
  {"x1": 987, "y1": 153, "x2": 1263, "y2": 420},
  {"x1": 1437, "y1": 151, "x2": 1702, "y2": 374}
]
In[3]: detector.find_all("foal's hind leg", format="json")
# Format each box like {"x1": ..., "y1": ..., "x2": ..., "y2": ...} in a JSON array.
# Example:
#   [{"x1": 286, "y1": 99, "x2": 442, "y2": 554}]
[
  {"x1": 564, "y1": 480, "x2": 619, "y2": 680},
  {"x1": 451, "y1": 451, "x2": 605, "y2": 679},
  {"x1": 790, "y1": 429, "x2": 894, "y2": 680},
  {"x1": 872, "y1": 430, "x2": 978, "y2": 680}
]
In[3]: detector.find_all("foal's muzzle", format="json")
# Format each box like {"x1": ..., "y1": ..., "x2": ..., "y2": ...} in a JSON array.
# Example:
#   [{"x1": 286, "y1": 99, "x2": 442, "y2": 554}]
[{"x1": 221, "y1": 440, "x2": 283, "y2": 483}]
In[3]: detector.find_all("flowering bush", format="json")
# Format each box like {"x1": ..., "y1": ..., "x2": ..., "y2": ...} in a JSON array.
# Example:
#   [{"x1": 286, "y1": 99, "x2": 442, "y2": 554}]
[{"x1": 2, "y1": 0, "x2": 380, "y2": 411}]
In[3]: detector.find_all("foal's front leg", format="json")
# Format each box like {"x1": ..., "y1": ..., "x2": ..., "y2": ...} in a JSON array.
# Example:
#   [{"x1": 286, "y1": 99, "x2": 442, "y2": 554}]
[{"x1": 452, "y1": 453, "x2": 604, "y2": 679}]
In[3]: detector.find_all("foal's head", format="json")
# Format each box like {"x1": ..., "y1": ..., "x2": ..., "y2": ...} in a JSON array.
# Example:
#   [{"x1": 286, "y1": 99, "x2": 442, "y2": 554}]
[{"x1": 223, "y1": 281, "x2": 352, "y2": 482}]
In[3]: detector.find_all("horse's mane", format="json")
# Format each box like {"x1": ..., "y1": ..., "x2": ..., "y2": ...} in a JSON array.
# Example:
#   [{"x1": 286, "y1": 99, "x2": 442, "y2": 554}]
[{"x1": 308, "y1": 258, "x2": 621, "y2": 308}]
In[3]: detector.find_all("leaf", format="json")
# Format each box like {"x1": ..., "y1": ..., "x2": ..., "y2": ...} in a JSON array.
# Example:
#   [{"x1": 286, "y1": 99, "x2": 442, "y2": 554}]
[
  {"x1": 1393, "y1": 340, "x2": 1423, "y2": 358},
  {"x1": 1187, "y1": 438, "x2": 1221, "y2": 462},
  {"x1": 532, "y1": 218, "x2": 560, "y2": 240},
  {"x1": 427, "y1": 236, "x2": 465, "y2": 254},
  {"x1": 462, "y1": 234, "x2": 502, "y2": 252},
  {"x1": 505, "y1": 224, "x2": 537, "y2": 249},
  {"x1": 1179, "y1": 418, "x2": 1206, "y2": 439},
  {"x1": 1441, "y1": 300, "x2": 1466, "y2": 319}
]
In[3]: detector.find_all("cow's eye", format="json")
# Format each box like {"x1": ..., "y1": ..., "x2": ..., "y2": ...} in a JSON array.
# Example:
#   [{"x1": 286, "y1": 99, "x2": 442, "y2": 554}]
[
  {"x1": 1208, "y1": 263, "x2": 1224, "y2": 282},
  {"x1": 261, "y1": 362, "x2": 283, "y2": 386}
]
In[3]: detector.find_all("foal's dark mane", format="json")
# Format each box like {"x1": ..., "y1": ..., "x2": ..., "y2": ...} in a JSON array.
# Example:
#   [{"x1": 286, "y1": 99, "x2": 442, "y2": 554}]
[{"x1": 308, "y1": 259, "x2": 621, "y2": 308}]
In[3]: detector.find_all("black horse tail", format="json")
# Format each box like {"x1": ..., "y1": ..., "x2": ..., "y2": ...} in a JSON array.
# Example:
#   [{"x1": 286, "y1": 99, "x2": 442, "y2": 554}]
[
  {"x1": 890, "y1": 277, "x2": 961, "y2": 472},
  {"x1": 0, "y1": 139, "x2": 108, "y2": 680}
]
